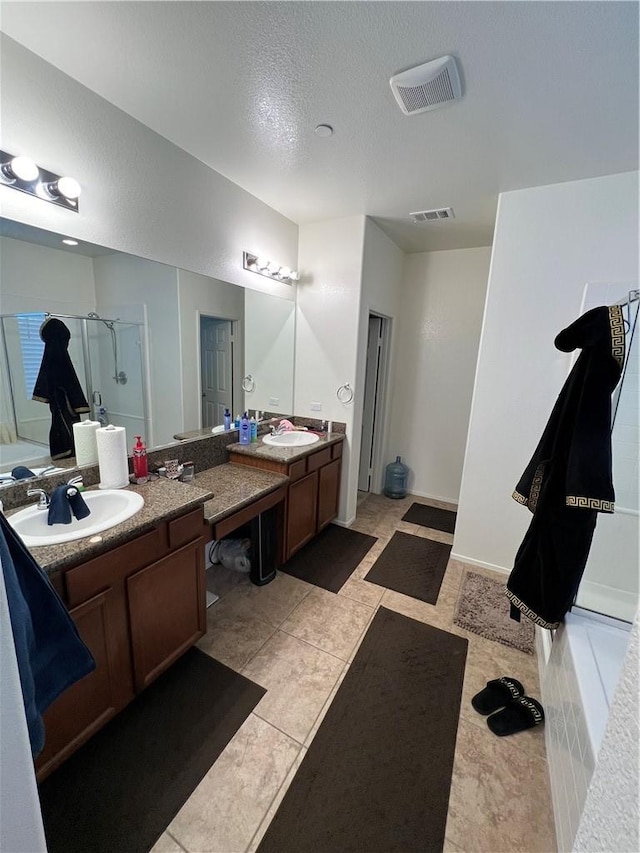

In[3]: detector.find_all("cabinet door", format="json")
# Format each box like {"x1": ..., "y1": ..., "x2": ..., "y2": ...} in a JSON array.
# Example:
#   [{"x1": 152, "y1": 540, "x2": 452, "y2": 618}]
[
  {"x1": 127, "y1": 541, "x2": 205, "y2": 691},
  {"x1": 317, "y1": 459, "x2": 341, "y2": 531},
  {"x1": 286, "y1": 470, "x2": 319, "y2": 558},
  {"x1": 36, "y1": 587, "x2": 128, "y2": 780}
]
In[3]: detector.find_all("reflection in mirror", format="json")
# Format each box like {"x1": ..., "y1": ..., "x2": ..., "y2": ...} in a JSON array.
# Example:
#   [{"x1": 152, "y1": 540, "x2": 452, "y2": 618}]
[{"x1": 0, "y1": 218, "x2": 296, "y2": 480}]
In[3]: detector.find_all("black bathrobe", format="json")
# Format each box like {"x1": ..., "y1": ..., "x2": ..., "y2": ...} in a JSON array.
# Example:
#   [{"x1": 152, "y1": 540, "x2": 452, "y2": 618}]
[
  {"x1": 505, "y1": 305, "x2": 624, "y2": 629},
  {"x1": 32, "y1": 318, "x2": 90, "y2": 460}
]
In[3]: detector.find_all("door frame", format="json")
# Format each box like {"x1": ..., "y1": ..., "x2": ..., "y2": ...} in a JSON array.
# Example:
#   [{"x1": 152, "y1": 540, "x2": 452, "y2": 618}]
[
  {"x1": 359, "y1": 311, "x2": 392, "y2": 494},
  {"x1": 197, "y1": 311, "x2": 240, "y2": 428}
]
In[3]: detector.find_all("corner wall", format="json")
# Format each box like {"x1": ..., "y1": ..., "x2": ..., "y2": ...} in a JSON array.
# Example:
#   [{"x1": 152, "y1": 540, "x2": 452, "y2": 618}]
[
  {"x1": 453, "y1": 171, "x2": 639, "y2": 572},
  {"x1": 387, "y1": 247, "x2": 490, "y2": 504}
]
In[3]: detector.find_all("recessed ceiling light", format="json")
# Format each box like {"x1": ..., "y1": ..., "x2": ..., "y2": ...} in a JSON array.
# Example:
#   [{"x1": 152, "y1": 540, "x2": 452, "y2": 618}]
[
  {"x1": 314, "y1": 124, "x2": 333, "y2": 137},
  {"x1": 62, "y1": 238, "x2": 79, "y2": 246}
]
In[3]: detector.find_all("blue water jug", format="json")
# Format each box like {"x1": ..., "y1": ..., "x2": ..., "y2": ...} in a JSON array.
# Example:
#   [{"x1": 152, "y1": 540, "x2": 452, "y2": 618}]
[{"x1": 384, "y1": 456, "x2": 409, "y2": 499}]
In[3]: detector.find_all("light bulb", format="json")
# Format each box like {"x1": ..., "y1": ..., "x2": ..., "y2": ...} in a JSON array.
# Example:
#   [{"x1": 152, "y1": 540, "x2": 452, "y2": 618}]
[
  {"x1": 5, "y1": 155, "x2": 39, "y2": 182},
  {"x1": 289, "y1": 270, "x2": 300, "y2": 281},
  {"x1": 279, "y1": 266, "x2": 291, "y2": 279},
  {"x1": 56, "y1": 176, "x2": 82, "y2": 199},
  {"x1": 267, "y1": 262, "x2": 280, "y2": 275},
  {"x1": 256, "y1": 256, "x2": 269, "y2": 270}
]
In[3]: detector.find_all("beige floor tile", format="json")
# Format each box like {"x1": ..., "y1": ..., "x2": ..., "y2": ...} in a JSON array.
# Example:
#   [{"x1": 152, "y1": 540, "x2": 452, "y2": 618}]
[
  {"x1": 220, "y1": 570, "x2": 313, "y2": 628},
  {"x1": 445, "y1": 718, "x2": 556, "y2": 852},
  {"x1": 197, "y1": 596, "x2": 276, "y2": 671},
  {"x1": 247, "y1": 747, "x2": 308, "y2": 852},
  {"x1": 242, "y1": 631, "x2": 345, "y2": 743},
  {"x1": 339, "y1": 575, "x2": 386, "y2": 608},
  {"x1": 443, "y1": 837, "x2": 466, "y2": 853},
  {"x1": 168, "y1": 714, "x2": 300, "y2": 853},
  {"x1": 304, "y1": 662, "x2": 351, "y2": 746},
  {"x1": 150, "y1": 832, "x2": 186, "y2": 853},
  {"x1": 380, "y1": 587, "x2": 452, "y2": 631},
  {"x1": 280, "y1": 587, "x2": 374, "y2": 660}
]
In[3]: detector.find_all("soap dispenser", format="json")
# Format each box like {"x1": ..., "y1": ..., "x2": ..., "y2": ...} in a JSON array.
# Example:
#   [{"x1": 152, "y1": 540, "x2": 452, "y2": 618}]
[
  {"x1": 132, "y1": 435, "x2": 149, "y2": 483},
  {"x1": 239, "y1": 412, "x2": 251, "y2": 445},
  {"x1": 224, "y1": 408, "x2": 231, "y2": 431}
]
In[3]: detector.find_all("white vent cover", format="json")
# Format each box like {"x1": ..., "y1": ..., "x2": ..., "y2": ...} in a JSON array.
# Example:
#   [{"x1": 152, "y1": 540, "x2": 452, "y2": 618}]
[
  {"x1": 410, "y1": 207, "x2": 455, "y2": 223},
  {"x1": 390, "y1": 56, "x2": 462, "y2": 116}
]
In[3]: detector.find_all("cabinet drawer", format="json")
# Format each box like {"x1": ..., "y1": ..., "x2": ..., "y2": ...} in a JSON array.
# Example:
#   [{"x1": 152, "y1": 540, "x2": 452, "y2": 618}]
[
  {"x1": 307, "y1": 447, "x2": 332, "y2": 472},
  {"x1": 331, "y1": 441, "x2": 343, "y2": 460},
  {"x1": 288, "y1": 458, "x2": 307, "y2": 482},
  {"x1": 168, "y1": 507, "x2": 204, "y2": 549},
  {"x1": 66, "y1": 529, "x2": 161, "y2": 607}
]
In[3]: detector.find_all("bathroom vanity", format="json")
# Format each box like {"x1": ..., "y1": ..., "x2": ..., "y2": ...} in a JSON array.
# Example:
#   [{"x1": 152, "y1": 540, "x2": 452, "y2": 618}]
[{"x1": 227, "y1": 434, "x2": 344, "y2": 559}]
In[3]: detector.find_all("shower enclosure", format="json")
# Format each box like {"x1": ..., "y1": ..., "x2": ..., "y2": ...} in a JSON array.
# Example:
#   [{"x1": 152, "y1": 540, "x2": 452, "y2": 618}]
[{"x1": 0, "y1": 311, "x2": 149, "y2": 466}]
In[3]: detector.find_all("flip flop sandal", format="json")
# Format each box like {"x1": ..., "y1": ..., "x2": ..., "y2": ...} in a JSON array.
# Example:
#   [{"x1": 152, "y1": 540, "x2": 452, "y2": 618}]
[
  {"x1": 487, "y1": 696, "x2": 545, "y2": 736},
  {"x1": 471, "y1": 677, "x2": 524, "y2": 715}
]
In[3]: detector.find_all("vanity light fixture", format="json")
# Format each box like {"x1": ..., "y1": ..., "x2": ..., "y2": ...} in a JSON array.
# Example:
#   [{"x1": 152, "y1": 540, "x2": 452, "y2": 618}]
[
  {"x1": 243, "y1": 251, "x2": 299, "y2": 283},
  {"x1": 0, "y1": 149, "x2": 81, "y2": 212}
]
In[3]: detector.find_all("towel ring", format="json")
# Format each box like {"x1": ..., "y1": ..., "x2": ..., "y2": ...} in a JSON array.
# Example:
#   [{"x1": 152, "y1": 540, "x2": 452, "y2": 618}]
[
  {"x1": 242, "y1": 374, "x2": 255, "y2": 392},
  {"x1": 337, "y1": 383, "x2": 354, "y2": 404}
]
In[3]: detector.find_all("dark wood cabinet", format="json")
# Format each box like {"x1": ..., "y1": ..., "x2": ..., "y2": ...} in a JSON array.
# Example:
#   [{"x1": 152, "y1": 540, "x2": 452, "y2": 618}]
[
  {"x1": 35, "y1": 507, "x2": 206, "y2": 781},
  {"x1": 287, "y1": 471, "x2": 319, "y2": 556},
  {"x1": 229, "y1": 438, "x2": 344, "y2": 560}
]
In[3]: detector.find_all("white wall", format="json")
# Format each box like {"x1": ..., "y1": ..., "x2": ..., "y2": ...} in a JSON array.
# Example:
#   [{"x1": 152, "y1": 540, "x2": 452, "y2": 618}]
[
  {"x1": 177, "y1": 269, "x2": 245, "y2": 433},
  {"x1": 0, "y1": 34, "x2": 297, "y2": 294},
  {"x1": 387, "y1": 247, "x2": 490, "y2": 504},
  {"x1": 352, "y1": 219, "x2": 405, "y2": 496},
  {"x1": 453, "y1": 171, "x2": 640, "y2": 572},
  {"x1": 295, "y1": 216, "x2": 366, "y2": 524},
  {"x1": 93, "y1": 253, "x2": 180, "y2": 447},
  {"x1": 245, "y1": 289, "x2": 295, "y2": 416}
]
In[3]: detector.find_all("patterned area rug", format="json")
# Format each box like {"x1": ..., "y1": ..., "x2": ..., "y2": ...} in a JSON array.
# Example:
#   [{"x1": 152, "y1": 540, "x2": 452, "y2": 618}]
[{"x1": 453, "y1": 571, "x2": 535, "y2": 655}]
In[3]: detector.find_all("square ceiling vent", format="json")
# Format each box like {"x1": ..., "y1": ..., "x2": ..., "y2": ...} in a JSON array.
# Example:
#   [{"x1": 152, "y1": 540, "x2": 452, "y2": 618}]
[{"x1": 390, "y1": 56, "x2": 462, "y2": 116}]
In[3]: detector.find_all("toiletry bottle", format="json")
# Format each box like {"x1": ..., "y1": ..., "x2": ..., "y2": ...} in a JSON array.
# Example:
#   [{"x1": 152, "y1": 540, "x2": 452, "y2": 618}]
[
  {"x1": 133, "y1": 435, "x2": 149, "y2": 481},
  {"x1": 250, "y1": 415, "x2": 258, "y2": 442},
  {"x1": 224, "y1": 408, "x2": 231, "y2": 431},
  {"x1": 240, "y1": 412, "x2": 251, "y2": 445},
  {"x1": 234, "y1": 413, "x2": 241, "y2": 429}
]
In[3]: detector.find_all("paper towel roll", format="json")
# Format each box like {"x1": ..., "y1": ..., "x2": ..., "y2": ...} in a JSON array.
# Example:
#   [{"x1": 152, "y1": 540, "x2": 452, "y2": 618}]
[
  {"x1": 96, "y1": 425, "x2": 129, "y2": 489},
  {"x1": 73, "y1": 419, "x2": 100, "y2": 466}
]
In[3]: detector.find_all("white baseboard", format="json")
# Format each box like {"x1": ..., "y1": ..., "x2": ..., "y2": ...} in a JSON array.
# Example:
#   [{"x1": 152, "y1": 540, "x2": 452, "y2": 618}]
[
  {"x1": 408, "y1": 488, "x2": 458, "y2": 509},
  {"x1": 332, "y1": 515, "x2": 357, "y2": 529},
  {"x1": 449, "y1": 551, "x2": 510, "y2": 575}
]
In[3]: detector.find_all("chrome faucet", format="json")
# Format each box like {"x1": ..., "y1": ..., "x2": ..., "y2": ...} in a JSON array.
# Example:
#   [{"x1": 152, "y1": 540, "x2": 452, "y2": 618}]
[
  {"x1": 67, "y1": 476, "x2": 84, "y2": 487},
  {"x1": 27, "y1": 488, "x2": 50, "y2": 510},
  {"x1": 270, "y1": 423, "x2": 287, "y2": 436}
]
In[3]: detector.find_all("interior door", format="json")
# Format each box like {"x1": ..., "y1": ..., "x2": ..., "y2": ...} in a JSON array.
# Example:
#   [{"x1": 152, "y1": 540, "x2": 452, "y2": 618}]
[
  {"x1": 200, "y1": 317, "x2": 233, "y2": 427},
  {"x1": 358, "y1": 315, "x2": 383, "y2": 491}
]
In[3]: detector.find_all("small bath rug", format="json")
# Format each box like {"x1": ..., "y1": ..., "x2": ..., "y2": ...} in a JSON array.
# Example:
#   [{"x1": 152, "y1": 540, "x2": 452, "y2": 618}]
[
  {"x1": 281, "y1": 523, "x2": 377, "y2": 593},
  {"x1": 39, "y1": 648, "x2": 265, "y2": 853},
  {"x1": 401, "y1": 502, "x2": 457, "y2": 534},
  {"x1": 453, "y1": 571, "x2": 535, "y2": 655},
  {"x1": 257, "y1": 607, "x2": 468, "y2": 853},
  {"x1": 364, "y1": 531, "x2": 450, "y2": 604}
]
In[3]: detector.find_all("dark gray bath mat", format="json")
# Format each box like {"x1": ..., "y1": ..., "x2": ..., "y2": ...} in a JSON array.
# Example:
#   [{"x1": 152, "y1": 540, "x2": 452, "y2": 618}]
[
  {"x1": 454, "y1": 570, "x2": 535, "y2": 655},
  {"x1": 257, "y1": 607, "x2": 468, "y2": 853},
  {"x1": 402, "y1": 501, "x2": 457, "y2": 534},
  {"x1": 364, "y1": 530, "x2": 451, "y2": 603},
  {"x1": 39, "y1": 648, "x2": 265, "y2": 853},
  {"x1": 281, "y1": 523, "x2": 377, "y2": 593}
]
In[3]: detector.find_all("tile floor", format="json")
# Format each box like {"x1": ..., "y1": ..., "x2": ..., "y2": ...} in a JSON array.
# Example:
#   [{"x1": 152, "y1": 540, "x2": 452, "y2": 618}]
[{"x1": 153, "y1": 493, "x2": 557, "y2": 853}]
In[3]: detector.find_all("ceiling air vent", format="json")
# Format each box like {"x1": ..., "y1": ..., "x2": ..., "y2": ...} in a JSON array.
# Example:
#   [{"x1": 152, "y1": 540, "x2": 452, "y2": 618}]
[
  {"x1": 390, "y1": 56, "x2": 462, "y2": 116},
  {"x1": 410, "y1": 207, "x2": 455, "y2": 223}
]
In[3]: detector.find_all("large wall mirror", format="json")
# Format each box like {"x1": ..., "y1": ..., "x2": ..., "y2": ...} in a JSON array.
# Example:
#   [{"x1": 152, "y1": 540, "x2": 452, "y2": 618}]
[{"x1": 0, "y1": 218, "x2": 295, "y2": 478}]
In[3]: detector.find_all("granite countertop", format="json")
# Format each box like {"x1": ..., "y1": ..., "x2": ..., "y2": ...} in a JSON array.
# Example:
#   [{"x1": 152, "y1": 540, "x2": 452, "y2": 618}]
[
  {"x1": 7, "y1": 477, "x2": 214, "y2": 576},
  {"x1": 228, "y1": 432, "x2": 344, "y2": 464},
  {"x1": 195, "y1": 463, "x2": 288, "y2": 525}
]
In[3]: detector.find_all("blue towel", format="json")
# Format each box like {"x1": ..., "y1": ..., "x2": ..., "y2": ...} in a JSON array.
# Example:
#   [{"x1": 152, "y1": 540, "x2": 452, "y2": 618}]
[
  {"x1": 47, "y1": 485, "x2": 91, "y2": 525},
  {"x1": 0, "y1": 512, "x2": 95, "y2": 756},
  {"x1": 11, "y1": 466, "x2": 36, "y2": 480}
]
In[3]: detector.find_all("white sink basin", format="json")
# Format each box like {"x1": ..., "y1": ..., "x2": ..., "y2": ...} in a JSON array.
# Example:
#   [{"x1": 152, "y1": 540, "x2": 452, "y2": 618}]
[
  {"x1": 8, "y1": 489, "x2": 144, "y2": 547},
  {"x1": 262, "y1": 431, "x2": 320, "y2": 448}
]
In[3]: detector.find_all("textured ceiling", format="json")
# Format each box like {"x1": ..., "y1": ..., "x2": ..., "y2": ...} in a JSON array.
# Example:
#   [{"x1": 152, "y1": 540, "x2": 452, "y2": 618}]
[{"x1": 1, "y1": 1, "x2": 638, "y2": 252}]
